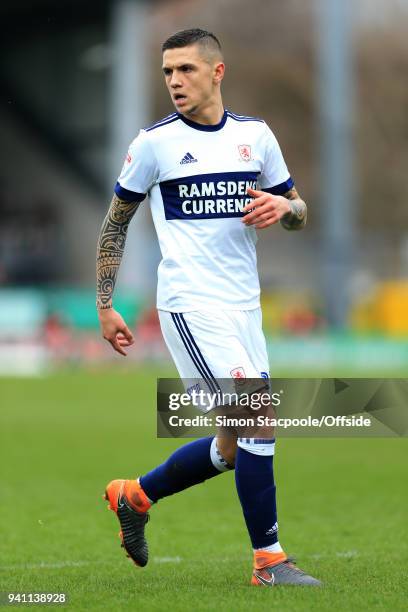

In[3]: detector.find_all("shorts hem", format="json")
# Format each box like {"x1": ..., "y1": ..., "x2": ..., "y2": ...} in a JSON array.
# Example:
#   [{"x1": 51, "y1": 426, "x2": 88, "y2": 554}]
[{"x1": 157, "y1": 303, "x2": 260, "y2": 313}]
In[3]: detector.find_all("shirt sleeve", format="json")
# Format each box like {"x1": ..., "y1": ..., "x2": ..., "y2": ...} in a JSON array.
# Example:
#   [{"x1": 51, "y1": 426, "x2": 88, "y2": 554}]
[
  {"x1": 114, "y1": 130, "x2": 159, "y2": 202},
  {"x1": 258, "y1": 124, "x2": 294, "y2": 195}
]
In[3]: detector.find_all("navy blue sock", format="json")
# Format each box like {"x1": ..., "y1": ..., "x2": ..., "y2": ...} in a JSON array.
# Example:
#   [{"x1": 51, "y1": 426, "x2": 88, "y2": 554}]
[
  {"x1": 140, "y1": 437, "x2": 225, "y2": 503},
  {"x1": 235, "y1": 445, "x2": 278, "y2": 549}
]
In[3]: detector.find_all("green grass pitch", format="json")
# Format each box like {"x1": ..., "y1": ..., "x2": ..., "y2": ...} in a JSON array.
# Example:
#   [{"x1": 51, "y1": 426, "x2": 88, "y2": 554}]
[{"x1": 1, "y1": 370, "x2": 407, "y2": 611}]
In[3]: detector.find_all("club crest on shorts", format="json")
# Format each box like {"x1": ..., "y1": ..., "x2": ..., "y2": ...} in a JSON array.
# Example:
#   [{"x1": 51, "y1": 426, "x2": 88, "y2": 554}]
[
  {"x1": 230, "y1": 366, "x2": 246, "y2": 380},
  {"x1": 238, "y1": 144, "x2": 252, "y2": 162}
]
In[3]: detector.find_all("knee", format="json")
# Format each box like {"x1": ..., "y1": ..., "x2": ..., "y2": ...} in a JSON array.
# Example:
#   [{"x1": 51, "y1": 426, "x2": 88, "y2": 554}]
[{"x1": 216, "y1": 436, "x2": 237, "y2": 467}]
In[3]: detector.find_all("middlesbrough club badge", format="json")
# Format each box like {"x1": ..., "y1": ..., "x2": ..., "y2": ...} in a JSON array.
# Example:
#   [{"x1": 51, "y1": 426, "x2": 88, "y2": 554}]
[
  {"x1": 231, "y1": 366, "x2": 246, "y2": 379},
  {"x1": 238, "y1": 144, "x2": 251, "y2": 161},
  {"x1": 230, "y1": 366, "x2": 246, "y2": 388}
]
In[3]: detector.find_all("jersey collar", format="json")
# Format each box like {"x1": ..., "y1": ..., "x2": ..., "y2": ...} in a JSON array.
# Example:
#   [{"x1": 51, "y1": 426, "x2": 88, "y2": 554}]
[{"x1": 177, "y1": 109, "x2": 228, "y2": 132}]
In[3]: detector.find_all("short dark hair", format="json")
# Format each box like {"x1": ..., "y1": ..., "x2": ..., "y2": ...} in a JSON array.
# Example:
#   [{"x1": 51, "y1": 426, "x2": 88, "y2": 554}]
[{"x1": 162, "y1": 28, "x2": 222, "y2": 55}]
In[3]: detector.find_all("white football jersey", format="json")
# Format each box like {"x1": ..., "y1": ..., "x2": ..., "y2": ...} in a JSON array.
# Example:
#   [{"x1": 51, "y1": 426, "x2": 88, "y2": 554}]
[{"x1": 116, "y1": 109, "x2": 293, "y2": 312}]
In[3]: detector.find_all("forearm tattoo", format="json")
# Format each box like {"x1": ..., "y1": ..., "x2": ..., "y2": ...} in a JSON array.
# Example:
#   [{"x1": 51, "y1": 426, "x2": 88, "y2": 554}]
[
  {"x1": 96, "y1": 195, "x2": 141, "y2": 309},
  {"x1": 280, "y1": 187, "x2": 307, "y2": 231}
]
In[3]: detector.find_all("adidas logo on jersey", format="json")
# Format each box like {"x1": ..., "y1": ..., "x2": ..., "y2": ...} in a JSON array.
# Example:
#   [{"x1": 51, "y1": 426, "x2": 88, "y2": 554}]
[{"x1": 180, "y1": 152, "x2": 198, "y2": 164}]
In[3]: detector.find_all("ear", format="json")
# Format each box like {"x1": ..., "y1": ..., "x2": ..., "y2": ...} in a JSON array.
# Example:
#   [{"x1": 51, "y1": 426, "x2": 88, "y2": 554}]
[{"x1": 213, "y1": 62, "x2": 225, "y2": 84}]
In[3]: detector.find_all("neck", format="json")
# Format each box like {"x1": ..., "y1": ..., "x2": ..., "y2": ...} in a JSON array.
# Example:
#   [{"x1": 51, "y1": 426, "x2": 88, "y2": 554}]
[{"x1": 183, "y1": 99, "x2": 224, "y2": 125}]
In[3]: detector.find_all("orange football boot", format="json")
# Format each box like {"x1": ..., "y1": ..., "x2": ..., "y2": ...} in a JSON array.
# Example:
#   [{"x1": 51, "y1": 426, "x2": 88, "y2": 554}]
[
  {"x1": 104, "y1": 479, "x2": 151, "y2": 567},
  {"x1": 251, "y1": 550, "x2": 321, "y2": 586}
]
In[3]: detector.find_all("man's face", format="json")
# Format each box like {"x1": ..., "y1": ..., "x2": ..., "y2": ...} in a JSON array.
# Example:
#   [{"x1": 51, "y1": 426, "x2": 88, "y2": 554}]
[{"x1": 162, "y1": 45, "x2": 222, "y2": 116}]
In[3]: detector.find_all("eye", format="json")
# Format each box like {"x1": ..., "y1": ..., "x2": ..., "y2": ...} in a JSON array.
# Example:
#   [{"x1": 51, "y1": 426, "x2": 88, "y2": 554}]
[
  {"x1": 181, "y1": 66, "x2": 192, "y2": 72},
  {"x1": 163, "y1": 68, "x2": 172, "y2": 76}
]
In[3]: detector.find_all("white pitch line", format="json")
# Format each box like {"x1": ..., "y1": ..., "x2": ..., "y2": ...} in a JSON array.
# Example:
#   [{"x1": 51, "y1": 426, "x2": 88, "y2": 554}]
[
  {"x1": 0, "y1": 552, "x2": 359, "y2": 571},
  {"x1": 0, "y1": 560, "x2": 97, "y2": 571},
  {"x1": 335, "y1": 550, "x2": 359, "y2": 558},
  {"x1": 0, "y1": 557, "x2": 183, "y2": 571},
  {"x1": 310, "y1": 551, "x2": 359, "y2": 560},
  {"x1": 153, "y1": 556, "x2": 182, "y2": 563}
]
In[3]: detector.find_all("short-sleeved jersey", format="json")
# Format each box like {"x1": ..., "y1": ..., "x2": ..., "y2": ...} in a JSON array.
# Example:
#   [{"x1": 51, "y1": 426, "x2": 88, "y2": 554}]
[{"x1": 115, "y1": 109, "x2": 293, "y2": 312}]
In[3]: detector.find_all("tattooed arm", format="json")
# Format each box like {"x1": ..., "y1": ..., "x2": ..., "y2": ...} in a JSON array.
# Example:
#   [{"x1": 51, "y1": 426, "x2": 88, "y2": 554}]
[
  {"x1": 242, "y1": 186, "x2": 307, "y2": 231},
  {"x1": 96, "y1": 194, "x2": 141, "y2": 355},
  {"x1": 96, "y1": 194, "x2": 141, "y2": 309},
  {"x1": 279, "y1": 187, "x2": 307, "y2": 231}
]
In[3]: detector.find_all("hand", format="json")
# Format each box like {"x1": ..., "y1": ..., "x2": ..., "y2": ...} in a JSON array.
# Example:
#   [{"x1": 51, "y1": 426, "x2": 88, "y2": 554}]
[
  {"x1": 97, "y1": 308, "x2": 134, "y2": 356},
  {"x1": 242, "y1": 187, "x2": 291, "y2": 229}
]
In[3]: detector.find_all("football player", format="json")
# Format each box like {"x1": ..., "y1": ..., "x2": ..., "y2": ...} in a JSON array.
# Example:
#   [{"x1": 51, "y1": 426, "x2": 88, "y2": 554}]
[{"x1": 97, "y1": 28, "x2": 320, "y2": 587}]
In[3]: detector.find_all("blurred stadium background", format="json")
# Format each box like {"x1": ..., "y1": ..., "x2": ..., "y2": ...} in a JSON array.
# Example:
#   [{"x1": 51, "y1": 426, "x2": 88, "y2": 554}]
[
  {"x1": 0, "y1": 0, "x2": 407, "y2": 376},
  {"x1": 1, "y1": 3, "x2": 407, "y2": 608}
]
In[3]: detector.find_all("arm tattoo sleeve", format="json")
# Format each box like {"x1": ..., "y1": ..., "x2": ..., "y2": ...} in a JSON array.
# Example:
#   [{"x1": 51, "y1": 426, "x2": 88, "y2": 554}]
[
  {"x1": 96, "y1": 194, "x2": 141, "y2": 309},
  {"x1": 280, "y1": 187, "x2": 307, "y2": 231}
]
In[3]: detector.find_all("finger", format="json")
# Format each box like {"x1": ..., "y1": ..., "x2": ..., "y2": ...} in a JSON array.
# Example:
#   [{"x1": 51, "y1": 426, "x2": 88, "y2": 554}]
[
  {"x1": 117, "y1": 330, "x2": 134, "y2": 349},
  {"x1": 257, "y1": 212, "x2": 280, "y2": 227},
  {"x1": 121, "y1": 325, "x2": 134, "y2": 343},
  {"x1": 107, "y1": 336, "x2": 127, "y2": 356},
  {"x1": 246, "y1": 211, "x2": 279, "y2": 229},
  {"x1": 116, "y1": 332, "x2": 131, "y2": 341},
  {"x1": 243, "y1": 213, "x2": 262, "y2": 225},
  {"x1": 242, "y1": 195, "x2": 269, "y2": 214},
  {"x1": 247, "y1": 187, "x2": 266, "y2": 198},
  {"x1": 243, "y1": 206, "x2": 273, "y2": 224},
  {"x1": 114, "y1": 343, "x2": 127, "y2": 356}
]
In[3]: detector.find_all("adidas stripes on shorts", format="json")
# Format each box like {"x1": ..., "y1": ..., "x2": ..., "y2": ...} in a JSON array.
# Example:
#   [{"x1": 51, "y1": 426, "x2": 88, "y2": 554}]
[{"x1": 158, "y1": 308, "x2": 270, "y2": 407}]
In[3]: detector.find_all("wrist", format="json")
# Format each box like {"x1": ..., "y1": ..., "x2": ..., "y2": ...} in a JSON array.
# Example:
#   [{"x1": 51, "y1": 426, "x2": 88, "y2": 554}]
[
  {"x1": 97, "y1": 304, "x2": 113, "y2": 316},
  {"x1": 280, "y1": 198, "x2": 307, "y2": 231},
  {"x1": 281, "y1": 198, "x2": 294, "y2": 220}
]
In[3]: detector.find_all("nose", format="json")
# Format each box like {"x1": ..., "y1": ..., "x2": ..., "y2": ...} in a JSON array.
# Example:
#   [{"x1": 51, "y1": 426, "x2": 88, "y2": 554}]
[{"x1": 170, "y1": 71, "x2": 182, "y2": 88}]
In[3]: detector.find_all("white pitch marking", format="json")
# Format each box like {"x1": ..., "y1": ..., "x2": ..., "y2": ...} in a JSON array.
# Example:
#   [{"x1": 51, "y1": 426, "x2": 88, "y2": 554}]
[
  {"x1": 309, "y1": 550, "x2": 359, "y2": 560},
  {"x1": 1, "y1": 552, "x2": 357, "y2": 572},
  {"x1": 153, "y1": 556, "x2": 182, "y2": 563},
  {"x1": 0, "y1": 557, "x2": 183, "y2": 571},
  {"x1": 0, "y1": 560, "x2": 101, "y2": 570},
  {"x1": 336, "y1": 550, "x2": 358, "y2": 558}
]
